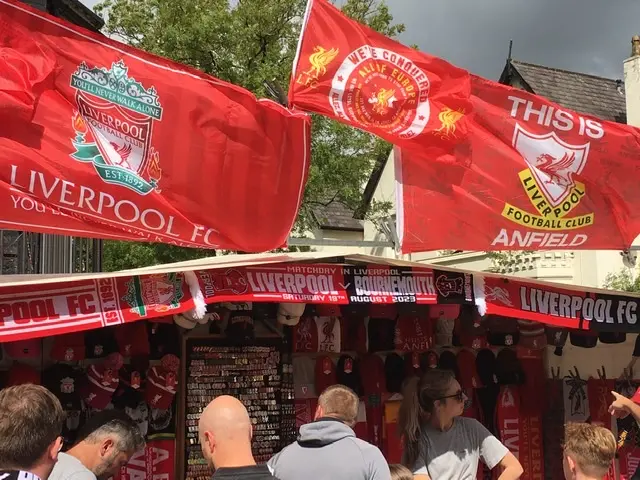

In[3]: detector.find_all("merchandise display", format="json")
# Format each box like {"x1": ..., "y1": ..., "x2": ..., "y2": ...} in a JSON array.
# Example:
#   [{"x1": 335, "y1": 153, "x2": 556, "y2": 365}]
[{"x1": 182, "y1": 337, "x2": 295, "y2": 480}]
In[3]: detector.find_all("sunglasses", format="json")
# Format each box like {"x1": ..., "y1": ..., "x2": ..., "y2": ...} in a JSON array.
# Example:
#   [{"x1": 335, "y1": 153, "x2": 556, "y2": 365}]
[{"x1": 436, "y1": 390, "x2": 465, "y2": 403}]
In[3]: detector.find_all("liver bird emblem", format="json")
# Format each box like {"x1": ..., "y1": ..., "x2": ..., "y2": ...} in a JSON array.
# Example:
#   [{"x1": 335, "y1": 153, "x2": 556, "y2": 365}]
[
  {"x1": 435, "y1": 107, "x2": 465, "y2": 138},
  {"x1": 368, "y1": 88, "x2": 397, "y2": 115},
  {"x1": 109, "y1": 141, "x2": 133, "y2": 169},
  {"x1": 535, "y1": 151, "x2": 576, "y2": 187},
  {"x1": 305, "y1": 46, "x2": 339, "y2": 79}
]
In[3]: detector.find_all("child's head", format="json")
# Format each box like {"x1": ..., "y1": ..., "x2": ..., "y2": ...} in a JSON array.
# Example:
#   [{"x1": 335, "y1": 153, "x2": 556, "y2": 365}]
[
  {"x1": 389, "y1": 464, "x2": 413, "y2": 480},
  {"x1": 563, "y1": 423, "x2": 616, "y2": 480}
]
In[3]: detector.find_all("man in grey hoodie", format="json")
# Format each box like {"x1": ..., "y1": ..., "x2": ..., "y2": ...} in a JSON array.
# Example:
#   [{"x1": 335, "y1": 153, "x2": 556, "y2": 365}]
[{"x1": 268, "y1": 384, "x2": 391, "y2": 480}]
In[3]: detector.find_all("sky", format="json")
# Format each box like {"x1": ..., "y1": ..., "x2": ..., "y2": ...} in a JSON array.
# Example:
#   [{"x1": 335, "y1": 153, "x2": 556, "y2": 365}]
[{"x1": 81, "y1": 0, "x2": 640, "y2": 81}]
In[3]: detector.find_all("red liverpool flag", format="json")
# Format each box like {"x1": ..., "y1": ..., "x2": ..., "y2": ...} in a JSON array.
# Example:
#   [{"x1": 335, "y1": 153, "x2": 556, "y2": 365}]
[
  {"x1": 289, "y1": 0, "x2": 471, "y2": 154},
  {"x1": 396, "y1": 75, "x2": 640, "y2": 252},
  {"x1": 0, "y1": 0, "x2": 310, "y2": 252}
]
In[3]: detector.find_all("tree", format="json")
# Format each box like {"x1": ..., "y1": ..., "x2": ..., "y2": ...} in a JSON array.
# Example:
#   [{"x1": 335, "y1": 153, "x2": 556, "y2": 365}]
[
  {"x1": 603, "y1": 267, "x2": 640, "y2": 293},
  {"x1": 95, "y1": 0, "x2": 401, "y2": 271}
]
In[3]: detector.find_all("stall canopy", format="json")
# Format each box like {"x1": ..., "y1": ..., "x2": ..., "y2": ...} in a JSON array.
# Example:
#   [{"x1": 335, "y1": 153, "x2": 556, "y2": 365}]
[{"x1": 0, "y1": 251, "x2": 638, "y2": 342}]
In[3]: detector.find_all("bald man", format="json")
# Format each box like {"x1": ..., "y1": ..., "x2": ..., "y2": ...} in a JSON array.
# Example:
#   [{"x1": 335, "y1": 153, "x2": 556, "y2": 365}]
[{"x1": 198, "y1": 395, "x2": 276, "y2": 479}]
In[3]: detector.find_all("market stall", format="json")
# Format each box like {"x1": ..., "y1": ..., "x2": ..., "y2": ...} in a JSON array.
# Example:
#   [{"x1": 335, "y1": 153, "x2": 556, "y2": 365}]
[{"x1": 1, "y1": 252, "x2": 639, "y2": 480}]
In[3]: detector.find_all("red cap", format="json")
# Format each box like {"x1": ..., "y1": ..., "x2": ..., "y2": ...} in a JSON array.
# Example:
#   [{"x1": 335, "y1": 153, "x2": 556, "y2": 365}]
[
  {"x1": 115, "y1": 322, "x2": 150, "y2": 357},
  {"x1": 145, "y1": 364, "x2": 178, "y2": 410},
  {"x1": 314, "y1": 355, "x2": 336, "y2": 394},
  {"x1": 6, "y1": 363, "x2": 41, "y2": 386},
  {"x1": 4, "y1": 339, "x2": 41, "y2": 359},
  {"x1": 51, "y1": 333, "x2": 86, "y2": 362}
]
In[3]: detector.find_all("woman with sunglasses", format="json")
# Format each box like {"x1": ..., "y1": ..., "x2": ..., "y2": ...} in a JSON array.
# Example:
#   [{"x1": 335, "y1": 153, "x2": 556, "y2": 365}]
[{"x1": 398, "y1": 369, "x2": 523, "y2": 480}]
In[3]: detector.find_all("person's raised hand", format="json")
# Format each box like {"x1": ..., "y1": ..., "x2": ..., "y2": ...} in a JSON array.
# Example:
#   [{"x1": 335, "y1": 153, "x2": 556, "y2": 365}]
[{"x1": 609, "y1": 391, "x2": 632, "y2": 419}]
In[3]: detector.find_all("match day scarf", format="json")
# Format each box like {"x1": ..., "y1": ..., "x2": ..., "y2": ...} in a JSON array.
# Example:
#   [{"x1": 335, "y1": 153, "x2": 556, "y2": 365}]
[{"x1": 519, "y1": 351, "x2": 545, "y2": 480}]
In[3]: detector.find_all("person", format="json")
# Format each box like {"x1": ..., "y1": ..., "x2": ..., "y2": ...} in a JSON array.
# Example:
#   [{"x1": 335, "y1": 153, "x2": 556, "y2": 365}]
[
  {"x1": 268, "y1": 384, "x2": 390, "y2": 480},
  {"x1": 0, "y1": 384, "x2": 65, "y2": 480},
  {"x1": 562, "y1": 423, "x2": 616, "y2": 480},
  {"x1": 398, "y1": 369, "x2": 522, "y2": 480},
  {"x1": 389, "y1": 464, "x2": 413, "y2": 480},
  {"x1": 49, "y1": 410, "x2": 144, "y2": 480},
  {"x1": 199, "y1": 395, "x2": 275, "y2": 479},
  {"x1": 609, "y1": 389, "x2": 640, "y2": 421}
]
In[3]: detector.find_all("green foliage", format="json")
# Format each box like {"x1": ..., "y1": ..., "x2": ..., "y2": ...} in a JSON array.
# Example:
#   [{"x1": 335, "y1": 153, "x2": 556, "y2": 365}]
[
  {"x1": 95, "y1": 0, "x2": 400, "y2": 270},
  {"x1": 603, "y1": 268, "x2": 640, "y2": 293}
]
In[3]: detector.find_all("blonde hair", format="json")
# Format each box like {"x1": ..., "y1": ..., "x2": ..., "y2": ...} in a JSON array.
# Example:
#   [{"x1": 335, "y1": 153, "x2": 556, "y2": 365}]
[
  {"x1": 318, "y1": 384, "x2": 359, "y2": 426},
  {"x1": 398, "y1": 369, "x2": 455, "y2": 468},
  {"x1": 564, "y1": 423, "x2": 616, "y2": 477},
  {"x1": 389, "y1": 463, "x2": 413, "y2": 480}
]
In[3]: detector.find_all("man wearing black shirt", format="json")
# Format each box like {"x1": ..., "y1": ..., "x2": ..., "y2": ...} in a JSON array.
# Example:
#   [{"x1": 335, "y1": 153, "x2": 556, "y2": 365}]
[
  {"x1": 198, "y1": 396, "x2": 276, "y2": 479},
  {"x1": 0, "y1": 384, "x2": 65, "y2": 480}
]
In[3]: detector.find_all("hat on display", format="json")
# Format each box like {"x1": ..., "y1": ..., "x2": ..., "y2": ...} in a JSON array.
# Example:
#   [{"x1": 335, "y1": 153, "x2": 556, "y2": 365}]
[
  {"x1": 4, "y1": 339, "x2": 41, "y2": 359},
  {"x1": 337, "y1": 355, "x2": 362, "y2": 396},
  {"x1": 360, "y1": 354, "x2": 385, "y2": 395},
  {"x1": 85, "y1": 327, "x2": 119, "y2": 358},
  {"x1": 277, "y1": 303, "x2": 306, "y2": 326},
  {"x1": 475, "y1": 348, "x2": 497, "y2": 387},
  {"x1": 423, "y1": 350, "x2": 439, "y2": 370},
  {"x1": 384, "y1": 353, "x2": 405, "y2": 394},
  {"x1": 173, "y1": 312, "x2": 197, "y2": 330},
  {"x1": 112, "y1": 362, "x2": 147, "y2": 410},
  {"x1": 115, "y1": 322, "x2": 151, "y2": 357},
  {"x1": 7, "y1": 362, "x2": 41, "y2": 386},
  {"x1": 148, "y1": 322, "x2": 180, "y2": 359},
  {"x1": 486, "y1": 316, "x2": 520, "y2": 347},
  {"x1": 83, "y1": 352, "x2": 124, "y2": 409},
  {"x1": 495, "y1": 348, "x2": 525, "y2": 385},
  {"x1": 598, "y1": 332, "x2": 626, "y2": 344},
  {"x1": 367, "y1": 317, "x2": 396, "y2": 352},
  {"x1": 145, "y1": 354, "x2": 179, "y2": 410},
  {"x1": 225, "y1": 311, "x2": 255, "y2": 341},
  {"x1": 43, "y1": 364, "x2": 82, "y2": 410},
  {"x1": 569, "y1": 330, "x2": 598, "y2": 348},
  {"x1": 314, "y1": 355, "x2": 336, "y2": 394},
  {"x1": 50, "y1": 333, "x2": 86, "y2": 362},
  {"x1": 437, "y1": 350, "x2": 459, "y2": 377},
  {"x1": 545, "y1": 326, "x2": 569, "y2": 356}
]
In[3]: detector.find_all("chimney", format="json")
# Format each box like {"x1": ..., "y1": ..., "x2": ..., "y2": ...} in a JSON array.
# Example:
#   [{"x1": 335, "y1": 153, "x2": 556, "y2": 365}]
[{"x1": 624, "y1": 35, "x2": 640, "y2": 127}]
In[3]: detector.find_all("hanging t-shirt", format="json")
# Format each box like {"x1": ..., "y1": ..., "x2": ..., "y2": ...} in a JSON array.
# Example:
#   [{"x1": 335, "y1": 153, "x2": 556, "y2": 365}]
[{"x1": 411, "y1": 417, "x2": 508, "y2": 480}]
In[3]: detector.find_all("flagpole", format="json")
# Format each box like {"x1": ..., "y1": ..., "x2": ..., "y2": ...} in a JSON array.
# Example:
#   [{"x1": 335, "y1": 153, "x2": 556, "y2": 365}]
[{"x1": 290, "y1": 0, "x2": 314, "y2": 84}]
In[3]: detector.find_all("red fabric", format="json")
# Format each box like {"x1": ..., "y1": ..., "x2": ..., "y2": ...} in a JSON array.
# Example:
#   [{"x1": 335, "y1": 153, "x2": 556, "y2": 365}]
[
  {"x1": 396, "y1": 74, "x2": 640, "y2": 253},
  {"x1": 6, "y1": 362, "x2": 40, "y2": 386},
  {"x1": 497, "y1": 386, "x2": 521, "y2": 469},
  {"x1": 84, "y1": 363, "x2": 119, "y2": 409},
  {"x1": 457, "y1": 349, "x2": 480, "y2": 390},
  {"x1": 289, "y1": 0, "x2": 471, "y2": 157},
  {"x1": 112, "y1": 438, "x2": 174, "y2": 480},
  {"x1": 0, "y1": 0, "x2": 309, "y2": 252},
  {"x1": 50, "y1": 332, "x2": 86, "y2": 361},
  {"x1": 145, "y1": 365, "x2": 177, "y2": 410},
  {"x1": 619, "y1": 446, "x2": 640, "y2": 480},
  {"x1": 354, "y1": 400, "x2": 369, "y2": 442},
  {"x1": 295, "y1": 398, "x2": 318, "y2": 430},
  {"x1": 314, "y1": 355, "x2": 336, "y2": 394},
  {"x1": 365, "y1": 394, "x2": 383, "y2": 450},
  {"x1": 394, "y1": 315, "x2": 433, "y2": 352},
  {"x1": 4, "y1": 339, "x2": 41, "y2": 358},
  {"x1": 293, "y1": 317, "x2": 319, "y2": 352},
  {"x1": 360, "y1": 354, "x2": 385, "y2": 395},
  {"x1": 588, "y1": 378, "x2": 615, "y2": 426},
  {"x1": 115, "y1": 322, "x2": 150, "y2": 357}
]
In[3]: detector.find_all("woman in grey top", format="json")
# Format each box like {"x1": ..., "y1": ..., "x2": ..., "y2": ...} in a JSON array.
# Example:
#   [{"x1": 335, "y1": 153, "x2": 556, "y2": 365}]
[{"x1": 398, "y1": 369, "x2": 523, "y2": 480}]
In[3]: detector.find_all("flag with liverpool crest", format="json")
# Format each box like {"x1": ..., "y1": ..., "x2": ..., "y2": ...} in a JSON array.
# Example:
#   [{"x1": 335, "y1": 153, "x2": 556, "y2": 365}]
[{"x1": 0, "y1": 0, "x2": 310, "y2": 252}]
